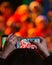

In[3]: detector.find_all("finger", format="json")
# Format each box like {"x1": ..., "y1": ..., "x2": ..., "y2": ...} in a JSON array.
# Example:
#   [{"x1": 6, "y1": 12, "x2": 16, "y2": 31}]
[
  {"x1": 9, "y1": 35, "x2": 18, "y2": 42},
  {"x1": 31, "y1": 45, "x2": 37, "y2": 49},
  {"x1": 8, "y1": 35, "x2": 17, "y2": 41},
  {"x1": 11, "y1": 35, "x2": 17, "y2": 40},
  {"x1": 9, "y1": 38, "x2": 18, "y2": 45},
  {"x1": 10, "y1": 34, "x2": 21, "y2": 39},
  {"x1": 12, "y1": 39, "x2": 18, "y2": 45},
  {"x1": 7, "y1": 33, "x2": 13, "y2": 40}
]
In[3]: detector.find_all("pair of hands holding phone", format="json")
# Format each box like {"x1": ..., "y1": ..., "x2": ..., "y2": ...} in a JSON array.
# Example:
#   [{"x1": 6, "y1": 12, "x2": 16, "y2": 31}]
[
  {"x1": 8, "y1": 33, "x2": 50, "y2": 56},
  {"x1": 1, "y1": 33, "x2": 50, "y2": 59}
]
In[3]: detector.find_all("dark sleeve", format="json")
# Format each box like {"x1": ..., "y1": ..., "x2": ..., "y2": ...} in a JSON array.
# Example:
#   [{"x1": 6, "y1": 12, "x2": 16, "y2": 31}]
[
  {"x1": 3, "y1": 49, "x2": 43, "y2": 65},
  {"x1": 43, "y1": 55, "x2": 52, "y2": 65},
  {"x1": 0, "y1": 58, "x2": 4, "y2": 65}
]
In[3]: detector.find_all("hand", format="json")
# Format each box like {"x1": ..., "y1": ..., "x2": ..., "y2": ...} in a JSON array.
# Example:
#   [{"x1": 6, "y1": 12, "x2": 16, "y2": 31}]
[
  {"x1": 33, "y1": 37, "x2": 50, "y2": 57},
  {"x1": 1, "y1": 33, "x2": 22, "y2": 59},
  {"x1": 7, "y1": 33, "x2": 22, "y2": 45}
]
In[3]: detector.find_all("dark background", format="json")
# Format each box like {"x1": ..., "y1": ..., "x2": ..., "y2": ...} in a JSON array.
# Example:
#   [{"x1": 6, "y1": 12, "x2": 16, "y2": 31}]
[{"x1": 0, "y1": 0, "x2": 22, "y2": 11}]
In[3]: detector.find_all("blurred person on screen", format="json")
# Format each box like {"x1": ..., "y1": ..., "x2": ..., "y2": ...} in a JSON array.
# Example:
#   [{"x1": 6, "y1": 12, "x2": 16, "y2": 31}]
[{"x1": 0, "y1": 1, "x2": 13, "y2": 21}]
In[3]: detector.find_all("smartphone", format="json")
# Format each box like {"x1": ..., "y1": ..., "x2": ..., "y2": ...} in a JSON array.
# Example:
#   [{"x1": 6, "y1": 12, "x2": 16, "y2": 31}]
[
  {"x1": 16, "y1": 37, "x2": 41, "y2": 49},
  {"x1": 2, "y1": 35, "x2": 8, "y2": 50}
]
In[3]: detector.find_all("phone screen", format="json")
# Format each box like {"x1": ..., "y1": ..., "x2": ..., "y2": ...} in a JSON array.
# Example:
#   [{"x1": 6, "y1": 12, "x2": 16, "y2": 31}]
[
  {"x1": 21, "y1": 38, "x2": 40, "y2": 44},
  {"x1": 16, "y1": 38, "x2": 40, "y2": 49}
]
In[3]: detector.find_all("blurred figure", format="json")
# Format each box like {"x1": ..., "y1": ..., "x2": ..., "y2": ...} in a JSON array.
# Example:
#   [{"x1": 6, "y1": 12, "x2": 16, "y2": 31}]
[
  {"x1": 29, "y1": 1, "x2": 43, "y2": 22},
  {"x1": 34, "y1": 15, "x2": 52, "y2": 37},
  {"x1": 18, "y1": 20, "x2": 34, "y2": 38},
  {"x1": 0, "y1": 15, "x2": 5, "y2": 36},
  {"x1": 6, "y1": 4, "x2": 29, "y2": 27},
  {"x1": 45, "y1": 35, "x2": 52, "y2": 54},
  {"x1": 47, "y1": 9, "x2": 52, "y2": 36},
  {"x1": 6, "y1": 4, "x2": 30, "y2": 38},
  {"x1": 14, "y1": 4, "x2": 29, "y2": 22},
  {"x1": 27, "y1": 15, "x2": 51, "y2": 37},
  {"x1": 0, "y1": 1, "x2": 13, "y2": 21},
  {"x1": 27, "y1": 22, "x2": 36, "y2": 38},
  {"x1": 0, "y1": 16, "x2": 5, "y2": 30},
  {"x1": 47, "y1": 9, "x2": 52, "y2": 30},
  {"x1": 47, "y1": 9, "x2": 52, "y2": 23},
  {"x1": 4, "y1": 27, "x2": 12, "y2": 35},
  {"x1": 36, "y1": 0, "x2": 50, "y2": 15},
  {"x1": 27, "y1": 1, "x2": 44, "y2": 38},
  {"x1": 35, "y1": 15, "x2": 48, "y2": 30}
]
